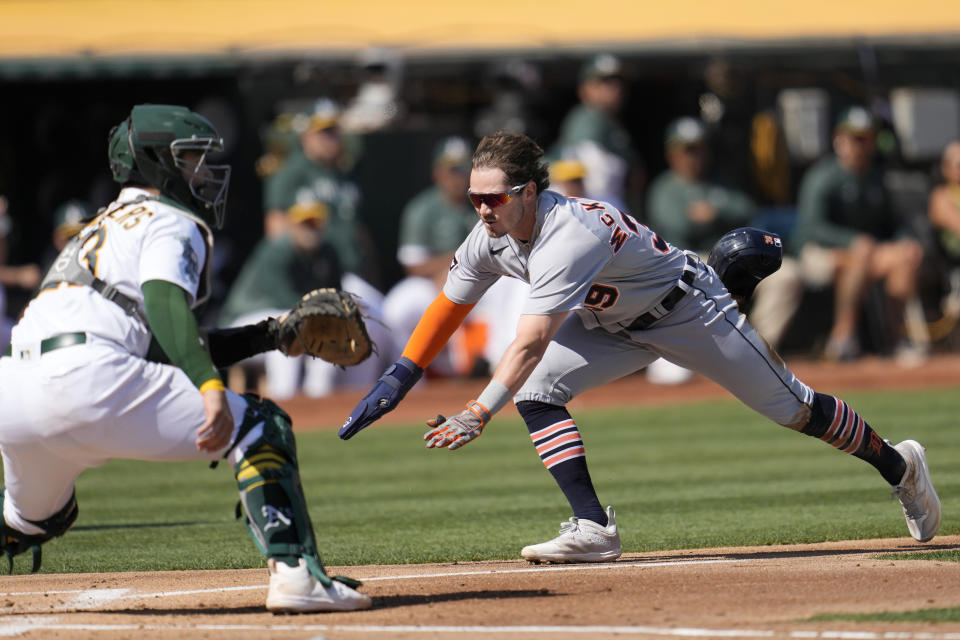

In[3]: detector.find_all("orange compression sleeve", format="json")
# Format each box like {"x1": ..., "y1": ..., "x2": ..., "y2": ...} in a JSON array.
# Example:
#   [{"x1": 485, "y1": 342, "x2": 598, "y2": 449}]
[{"x1": 401, "y1": 292, "x2": 476, "y2": 369}]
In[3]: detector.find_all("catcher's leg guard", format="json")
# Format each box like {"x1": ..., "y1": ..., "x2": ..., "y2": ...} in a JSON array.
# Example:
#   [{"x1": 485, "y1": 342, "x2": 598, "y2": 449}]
[
  {"x1": 227, "y1": 395, "x2": 357, "y2": 589},
  {"x1": 0, "y1": 489, "x2": 78, "y2": 573}
]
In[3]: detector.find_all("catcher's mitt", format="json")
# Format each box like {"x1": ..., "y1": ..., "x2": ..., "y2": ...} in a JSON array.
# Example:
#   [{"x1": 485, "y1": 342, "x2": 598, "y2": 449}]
[{"x1": 276, "y1": 288, "x2": 374, "y2": 366}]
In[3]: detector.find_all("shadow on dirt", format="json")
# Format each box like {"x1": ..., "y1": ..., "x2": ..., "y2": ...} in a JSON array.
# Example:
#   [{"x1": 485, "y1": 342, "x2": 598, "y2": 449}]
[
  {"x1": 370, "y1": 588, "x2": 554, "y2": 610},
  {"x1": 65, "y1": 605, "x2": 268, "y2": 616},
  {"x1": 60, "y1": 589, "x2": 556, "y2": 616}
]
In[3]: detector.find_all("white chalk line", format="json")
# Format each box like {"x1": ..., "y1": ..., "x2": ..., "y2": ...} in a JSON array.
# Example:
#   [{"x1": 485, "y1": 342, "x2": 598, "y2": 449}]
[
  {"x1": 357, "y1": 558, "x2": 735, "y2": 582},
  {"x1": 2, "y1": 620, "x2": 960, "y2": 639},
  {"x1": 0, "y1": 557, "x2": 735, "y2": 604}
]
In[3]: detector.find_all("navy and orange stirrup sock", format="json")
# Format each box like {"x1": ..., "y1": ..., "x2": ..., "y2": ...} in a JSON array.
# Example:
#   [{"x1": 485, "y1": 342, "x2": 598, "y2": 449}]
[
  {"x1": 802, "y1": 393, "x2": 906, "y2": 485},
  {"x1": 517, "y1": 400, "x2": 607, "y2": 526}
]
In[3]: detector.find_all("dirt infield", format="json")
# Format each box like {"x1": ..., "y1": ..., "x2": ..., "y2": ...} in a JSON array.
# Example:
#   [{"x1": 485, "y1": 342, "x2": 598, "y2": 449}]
[
  {"x1": 2, "y1": 536, "x2": 960, "y2": 638},
  {"x1": 3, "y1": 354, "x2": 959, "y2": 638}
]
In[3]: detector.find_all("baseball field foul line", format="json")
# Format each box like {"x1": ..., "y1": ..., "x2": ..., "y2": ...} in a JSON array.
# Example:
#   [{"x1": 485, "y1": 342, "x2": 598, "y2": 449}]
[
  {"x1": 2, "y1": 620, "x2": 960, "y2": 639},
  {"x1": 356, "y1": 558, "x2": 737, "y2": 582},
  {"x1": 0, "y1": 557, "x2": 737, "y2": 610}
]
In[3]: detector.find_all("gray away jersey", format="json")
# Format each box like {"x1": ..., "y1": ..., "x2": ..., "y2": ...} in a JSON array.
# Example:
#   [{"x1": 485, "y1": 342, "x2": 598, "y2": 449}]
[{"x1": 443, "y1": 190, "x2": 689, "y2": 332}]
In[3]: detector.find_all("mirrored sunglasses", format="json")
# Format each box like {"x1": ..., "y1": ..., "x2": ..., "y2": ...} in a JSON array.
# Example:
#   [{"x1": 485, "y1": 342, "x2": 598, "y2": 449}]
[{"x1": 467, "y1": 183, "x2": 526, "y2": 210}]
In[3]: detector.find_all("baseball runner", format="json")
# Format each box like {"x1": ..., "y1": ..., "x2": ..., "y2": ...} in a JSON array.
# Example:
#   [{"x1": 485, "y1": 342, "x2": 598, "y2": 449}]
[
  {"x1": 0, "y1": 105, "x2": 371, "y2": 612},
  {"x1": 340, "y1": 131, "x2": 940, "y2": 563}
]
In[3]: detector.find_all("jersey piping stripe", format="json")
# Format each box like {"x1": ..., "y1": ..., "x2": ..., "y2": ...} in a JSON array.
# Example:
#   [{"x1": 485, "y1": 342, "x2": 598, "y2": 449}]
[
  {"x1": 704, "y1": 282, "x2": 813, "y2": 408},
  {"x1": 543, "y1": 446, "x2": 586, "y2": 469}
]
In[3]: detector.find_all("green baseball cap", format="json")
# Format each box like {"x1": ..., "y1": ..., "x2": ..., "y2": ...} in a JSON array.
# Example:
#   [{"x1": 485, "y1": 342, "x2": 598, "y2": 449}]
[
  {"x1": 303, "y1": 98, "x2": 341, "y2": 133},
  {"x1": 664, "y1": 117, "x2": 707, "y2": 146},
  {"x1": 53, "y1": 199, "x2": 95, "y2": 237},
  {"x1": 580, "y1": 54, "x2": 623, "y2": 83},
  {"x1": 835, "y1": 105, "x2": 876, "y2": 133},
  {"x1": 433, "y1": 136, "x2": 472, "y2": 172}
]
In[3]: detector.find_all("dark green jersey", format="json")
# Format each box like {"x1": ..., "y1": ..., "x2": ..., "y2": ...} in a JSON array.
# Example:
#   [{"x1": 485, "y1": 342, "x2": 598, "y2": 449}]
[
  {"x1": 556, "y1": 104, "x2": 639, "y2": 168},
  {"x1": 397, "y1": 186, "x2": 476, "y2": 264},
  {"x1": 793, "y1": 157, "x2": 897, "y2": 251},
  {"x1": 645, "y1": 170, "x2": 754, "y2": 253},
  {"x1": 219, "y1": 234, "x2": 341, "y2": 326},
  {"x1": 263, "y1": 150, "x2": 363, "y2": 272}
]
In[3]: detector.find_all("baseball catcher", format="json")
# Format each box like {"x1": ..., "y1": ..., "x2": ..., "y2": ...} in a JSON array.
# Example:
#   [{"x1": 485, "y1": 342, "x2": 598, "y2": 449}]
[{"x1": 0, "y1": 104, "x2": 372, "y2": 613}]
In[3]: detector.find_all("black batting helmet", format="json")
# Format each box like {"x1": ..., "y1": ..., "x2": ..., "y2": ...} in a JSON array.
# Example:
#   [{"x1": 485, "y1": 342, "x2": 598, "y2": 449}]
[{"x1": 707, "y1": 227, "x2": 783, "y2": 301}]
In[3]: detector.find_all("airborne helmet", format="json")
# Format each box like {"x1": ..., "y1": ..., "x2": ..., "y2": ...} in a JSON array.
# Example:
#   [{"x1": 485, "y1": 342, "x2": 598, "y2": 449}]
[{"x1": 707, "y1": 227, "x2": 783, "y2": 301}]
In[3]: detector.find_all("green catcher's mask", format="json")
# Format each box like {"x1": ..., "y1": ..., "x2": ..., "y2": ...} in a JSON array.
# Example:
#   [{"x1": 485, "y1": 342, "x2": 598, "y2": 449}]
[{"x1": 114, "y1": 104, "x2": 231, "y2": 228}]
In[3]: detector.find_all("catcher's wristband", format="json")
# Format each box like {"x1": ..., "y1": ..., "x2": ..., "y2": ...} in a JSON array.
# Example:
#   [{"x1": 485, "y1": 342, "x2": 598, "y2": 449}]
[
  {"x1": 199, "y1": 378, "x2": 226, "y2": 393},
  {"x1": 475, "y1": 380, "x2": 511, "y2": 417}
]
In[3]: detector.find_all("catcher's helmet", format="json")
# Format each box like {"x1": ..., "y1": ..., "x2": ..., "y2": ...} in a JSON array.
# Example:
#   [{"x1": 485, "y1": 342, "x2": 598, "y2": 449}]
[
  {"x1": 107, "y1": 119, "x2": 140, "y2": 185},
  {"x1": 110, "y1": 105, "x2": 231, "y2": 228},
  {"x1": 707, "y1": 227, "x2": 783, "y2": 301}
]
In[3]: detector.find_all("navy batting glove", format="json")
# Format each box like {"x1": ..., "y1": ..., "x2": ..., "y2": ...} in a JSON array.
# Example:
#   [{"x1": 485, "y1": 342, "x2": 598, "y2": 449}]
[{"x1": 339, "y1": 357, "x2": 423, "y2": 440}]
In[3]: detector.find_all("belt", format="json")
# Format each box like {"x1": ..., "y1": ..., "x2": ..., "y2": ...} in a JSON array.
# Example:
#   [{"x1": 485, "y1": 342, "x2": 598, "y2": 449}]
[
  {"x1": 627, "y1": 255, "x2": 698, "y2": 331},
  {"x1": 2, "y1": 332, "x2": 87, "y2": 359}
]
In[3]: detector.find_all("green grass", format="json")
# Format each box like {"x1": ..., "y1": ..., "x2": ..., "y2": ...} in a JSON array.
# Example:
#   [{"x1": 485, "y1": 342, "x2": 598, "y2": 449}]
[
  {"x1": 13, "y1": 388, "x2": 960, "y2": 574},
  {"x1": 810, "y1": 607, "x2": 960, "y2": 623},
  {"x1": 876, "y1": 550, "x2": 960, "y2": 562}
]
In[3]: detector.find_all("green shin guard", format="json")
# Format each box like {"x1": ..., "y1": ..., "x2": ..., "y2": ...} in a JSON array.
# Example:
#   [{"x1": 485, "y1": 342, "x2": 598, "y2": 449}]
[{"x1": 230, "y1": 396, "x2": 360, "y2": 589}]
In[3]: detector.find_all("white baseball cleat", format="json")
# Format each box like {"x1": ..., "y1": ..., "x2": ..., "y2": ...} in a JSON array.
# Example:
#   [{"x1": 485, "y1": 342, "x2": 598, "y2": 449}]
[
  {"x1": 266, "y1": 558, "x2": 372, "y2": 613},
  {"x1": 521, "y1": 506, "x2": 622, "y2": 563},
  {"x1": 891, "y1": 440, "x2": 941, "y2": 543}
]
